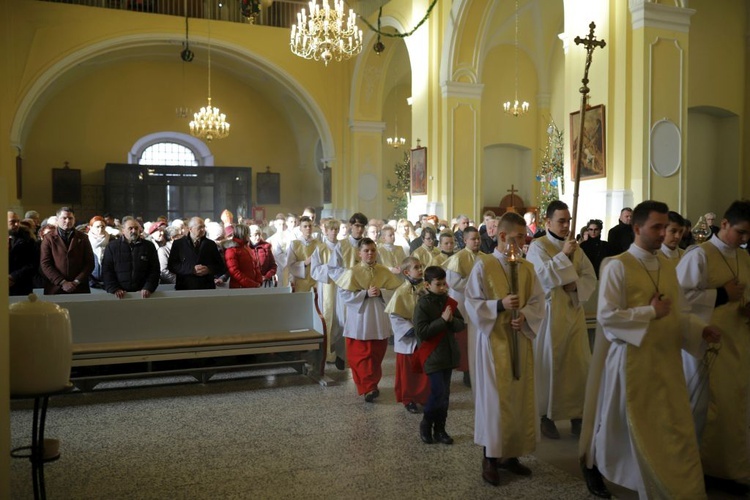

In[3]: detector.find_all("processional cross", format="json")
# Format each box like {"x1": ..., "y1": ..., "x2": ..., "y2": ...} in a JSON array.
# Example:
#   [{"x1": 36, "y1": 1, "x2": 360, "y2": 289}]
[{"x1": 570, "y1": 23, "x2": 606, "y2": 236}]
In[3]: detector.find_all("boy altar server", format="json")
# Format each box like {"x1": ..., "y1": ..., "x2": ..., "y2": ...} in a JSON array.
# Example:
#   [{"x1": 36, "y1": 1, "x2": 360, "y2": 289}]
[
  {"x1": 465, "y1": 212, "x2": 545, "y2": 486},
  {"x1": 335, "y1": 238, "x2": 402, "y2": 402},
  {"x1": 385, "y1": 256, "x2": 430, "y2": 413}
]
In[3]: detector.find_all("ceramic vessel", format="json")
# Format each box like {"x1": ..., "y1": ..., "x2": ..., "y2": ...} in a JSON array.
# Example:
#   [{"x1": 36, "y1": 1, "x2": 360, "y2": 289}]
[{"x1": 9, "y1": 294, "x2": 72, "y2": 395}]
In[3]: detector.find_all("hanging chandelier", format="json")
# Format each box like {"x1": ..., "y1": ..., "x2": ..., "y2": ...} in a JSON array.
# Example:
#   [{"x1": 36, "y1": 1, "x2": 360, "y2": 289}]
[
  {"x1": 386, "y1": 115, "x2": 406, "y2": 148},
  {"x1": 189, "y1": 8, "x2": 230, "y2": 141},
  {"x1": 503, "y1": 0, "x2": 529, "y2": 117},
  {"x1": 290, "y1": 0, "x2": 363, "y2": 66}
]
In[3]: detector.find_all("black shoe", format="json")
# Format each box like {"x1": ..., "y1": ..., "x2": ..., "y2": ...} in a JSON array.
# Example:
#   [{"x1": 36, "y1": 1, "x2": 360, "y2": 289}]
[
  {"x1": 364, "y1": 390, "x2": 378, "y2": 403},
  {"x1": 404, "y1": 402, "x2": 420, "y2": 414},
  {"x1": 540, "y1": 416, "x2": 560, "y2": 439},
  {"x1": 420, "y1": 418, "x2": 434, "y2": 444},
  {"x1": 482, "y1": 458, "x2": 500, "y2": 486},
  {"x1": 581, "y1": 463, "x2": 612, "y2": 498},
  {"x1": 463, "y1": 371, "x2": 471, "y2": 388},
  {"x1": 570, "y1": 418, "x2": 582, "y2": 437},
  {"x1": 335, "y1": 356, "x2": 346, "y2": 371},
  {"x1": 498, "y1": 457, "x2": 531, "y2": 476},
  {"x1": 433, "y1": 429, "x2": 454, "y2": 445}
]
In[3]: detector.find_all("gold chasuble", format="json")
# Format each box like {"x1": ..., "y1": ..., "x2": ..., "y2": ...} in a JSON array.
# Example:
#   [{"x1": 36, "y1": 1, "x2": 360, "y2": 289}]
[
  {"x1": 699, "y1": 242, "x2": 750, "y2": 479},
  {"x1": 289, "y1": 239, "x2": 322, "y2": 293},
  {"x1": 481, "y1": 257, "x2": 538, "y2": 457},
  {"x1": 334, "y1": 262, "x2": 402, "y2": 293},
  {"x1": 617, "y1": 252, "x2": 705, "y2": 498}
]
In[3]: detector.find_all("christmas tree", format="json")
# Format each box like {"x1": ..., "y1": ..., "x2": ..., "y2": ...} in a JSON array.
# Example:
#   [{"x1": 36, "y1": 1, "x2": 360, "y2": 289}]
[
  {"x1": 386, "y1": 151, "x2": 410, "y2": 220},
  {"x1": 536, "y1": 121, "x2": 565, "y2": 216}
]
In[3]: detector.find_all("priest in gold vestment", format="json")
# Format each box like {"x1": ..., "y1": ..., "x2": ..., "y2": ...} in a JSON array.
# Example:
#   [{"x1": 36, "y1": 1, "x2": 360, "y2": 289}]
[{"x1": 590, "y1": 201, "x2": 720, "y2": 499}]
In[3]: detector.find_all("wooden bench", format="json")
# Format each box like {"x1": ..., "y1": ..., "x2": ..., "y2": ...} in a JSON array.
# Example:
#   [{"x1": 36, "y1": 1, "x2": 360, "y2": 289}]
[{"x1": 9, "y1": 287, "x2": 330, "y2": 389}]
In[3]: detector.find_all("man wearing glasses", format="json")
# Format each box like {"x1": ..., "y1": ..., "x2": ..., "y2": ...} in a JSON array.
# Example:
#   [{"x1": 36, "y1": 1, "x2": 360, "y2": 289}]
[{"x1": 580, "y1": 219, "x2": 610, "y2": 279}]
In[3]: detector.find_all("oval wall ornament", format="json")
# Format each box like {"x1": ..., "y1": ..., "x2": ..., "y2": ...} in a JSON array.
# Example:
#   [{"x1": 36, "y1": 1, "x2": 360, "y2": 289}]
[{"x1": 650, "y1": 118, "x2": 682, "y2": 177}]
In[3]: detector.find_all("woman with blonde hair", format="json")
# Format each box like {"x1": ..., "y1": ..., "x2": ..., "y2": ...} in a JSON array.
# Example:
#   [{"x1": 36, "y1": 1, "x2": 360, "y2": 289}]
[{"x1": 395, "y1": 218, "x2": 416, "y2": 254}]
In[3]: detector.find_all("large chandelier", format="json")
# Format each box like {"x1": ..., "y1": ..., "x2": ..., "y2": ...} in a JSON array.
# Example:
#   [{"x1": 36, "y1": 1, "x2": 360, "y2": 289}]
[
  {"x1": 503, "y1": 0, "x2": 529, "y2": 117},
  {"x1": 189, "y1": 8, "x2": 230, "y2": 141},
  {"x1": 290, "y1": 0, "x2": 363, "y2": 66}
]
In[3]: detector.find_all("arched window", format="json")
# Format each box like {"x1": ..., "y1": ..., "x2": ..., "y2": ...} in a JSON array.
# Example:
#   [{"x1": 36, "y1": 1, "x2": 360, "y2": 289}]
[
  {"x1": 139, "y1": 142, "x2": 198, "y2": 166},
  {"x1": 128, "y1": 131, "x2": 214, "y2": 166}
]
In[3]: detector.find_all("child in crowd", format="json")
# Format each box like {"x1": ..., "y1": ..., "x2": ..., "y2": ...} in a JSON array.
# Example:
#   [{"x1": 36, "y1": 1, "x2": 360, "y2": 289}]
[
  {"x1": 432, "y1": 231, "x2": 455, "y2": 267},
  {"x1": 412, "y1": 226, "x2": 440, "y2": 267},
  {"x1": 335, "y1": 238, "x2": 402, "y2": 402},
  {"x1": 412, "y1": 266, "x2": 465, "y2": 445},
  {"x1": 385, "y1": 257, "x2": 430, "y2": 414},
  {"x1": 378, "y1": 225, "x2": 407, "y2": 276}
]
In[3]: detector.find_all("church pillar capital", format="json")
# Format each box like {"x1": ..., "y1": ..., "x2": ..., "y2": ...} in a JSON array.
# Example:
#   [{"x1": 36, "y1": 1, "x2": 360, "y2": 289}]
[
  {"x1": 629, "y1": 0, "x2": 695, "y2": 32},
  {"x1": 557, "y1": 33, "x2": 570, "y2": 54},
  {"x1": 441, "y1": 81, "x2": 484, "y2": 100},
  {"x1": 348, "y1": 120, "x2": 386, "y2": 134}
]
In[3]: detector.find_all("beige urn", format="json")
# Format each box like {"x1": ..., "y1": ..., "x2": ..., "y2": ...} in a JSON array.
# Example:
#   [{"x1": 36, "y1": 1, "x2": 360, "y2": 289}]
[{"x1": 9, "y1": 294, "x2": 73, "y2": 395}]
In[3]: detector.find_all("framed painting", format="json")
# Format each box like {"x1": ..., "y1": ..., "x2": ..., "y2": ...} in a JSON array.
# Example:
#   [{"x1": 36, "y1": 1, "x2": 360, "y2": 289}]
[
  {"x1": 251, "y1": 206, "x2": 266, "y2": 223},
  {"x1": 410, "y1": 146, "x2": 427, "y2": 195},
  {"x1": 569, "y1": 104, "x2": 606, "y2": 180},
  {"x1": 256, "y1": 169, "x2": 280, "y2": 205},
  {"x1": 52, "y1": 166, "x2": 82, "y2": 204}
]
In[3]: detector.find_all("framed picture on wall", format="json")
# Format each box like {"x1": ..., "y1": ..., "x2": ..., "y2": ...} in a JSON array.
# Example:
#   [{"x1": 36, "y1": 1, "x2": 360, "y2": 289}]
[
  {"x1": 256, "y1": 168, "x2": 280, "y2": 205},
  {"x1": 569, "y1": 104, "x2": 606, "y2": 180},
  {"x1": 52, "y1": 165, "x2": 82, "y2": 204},
  {"x1": 410, "y1": 146, "x2": 427, "y2": 195},
  {"x1": 252, "y1": 206, "x2": 266, "y2": 223}
]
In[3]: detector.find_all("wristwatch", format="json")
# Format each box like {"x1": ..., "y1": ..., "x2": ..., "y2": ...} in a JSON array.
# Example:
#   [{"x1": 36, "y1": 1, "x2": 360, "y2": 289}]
[{"x1": 73, "y1": 279, "x2": 80, "y2": 285}]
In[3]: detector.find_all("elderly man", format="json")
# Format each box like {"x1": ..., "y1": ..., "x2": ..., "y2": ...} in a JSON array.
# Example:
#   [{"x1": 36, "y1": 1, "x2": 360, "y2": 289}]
[
  {"x1": 8, "y1": 210, "x2": 38, "y2": 295},
  {"x1": 40, "y1": 207, "x2": 94, "y2": 294},
  {"x1": 102, "y1": 216, "x2": 160, "y2": 298},
  {"x1": 167, "y1": 216, "x2": 226, "y2": 290},
  {"x1": 453, "y1": 214, "x2": 469, "y2": 250},
  {"x1": 480, "y1": 217, "x2": 498, "y2": 254}
]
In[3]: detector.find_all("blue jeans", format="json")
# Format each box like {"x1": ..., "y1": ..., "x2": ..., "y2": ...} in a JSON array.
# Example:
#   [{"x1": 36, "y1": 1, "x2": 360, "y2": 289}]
[{"x1": 425, "y1": 368, "x2": 452, "y2": 415}]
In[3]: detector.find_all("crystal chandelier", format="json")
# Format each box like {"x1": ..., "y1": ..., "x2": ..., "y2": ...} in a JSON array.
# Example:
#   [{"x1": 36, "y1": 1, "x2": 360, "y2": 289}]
[
  {"x1": 503, "y1": 0, "x2": 529, "y2": 117},
  {"x1": 290, "y1": 0, "x2": 363, "y2": 67},
  {"x1": 189, "y1": 9, "x2": 230, "y2": 141},
  {"x1": 386, "y1": 115, "x2": 406, "y2": 148}
]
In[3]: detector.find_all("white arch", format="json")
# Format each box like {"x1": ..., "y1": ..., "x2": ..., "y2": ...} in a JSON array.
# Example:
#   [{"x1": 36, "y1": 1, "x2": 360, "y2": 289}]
[
  {"x1": 128, "y1": 131, "x2": 214, "y2": 166},
  {"x1": 10, "y1": 33, "x2": 336, "y2": 162}
]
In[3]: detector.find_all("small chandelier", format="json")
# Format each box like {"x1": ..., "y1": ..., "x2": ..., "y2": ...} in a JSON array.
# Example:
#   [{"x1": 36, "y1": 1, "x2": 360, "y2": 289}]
[
  {"x1": 503, "y1": 0, "x2": 529, "y2": 117},
  {"x1": 290, "y1": 0, "x2": 363, "y2": 67},
  {"x1": 386, "y1": 115, "x2": 406, "y2": 148},
  {"x1": 189, "y1": 7, "x2": 230, "y2": 141}
]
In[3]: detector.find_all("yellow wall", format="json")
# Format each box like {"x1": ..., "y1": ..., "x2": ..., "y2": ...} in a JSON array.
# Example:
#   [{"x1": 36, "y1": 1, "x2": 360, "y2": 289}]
[{"x1": 4, "y1": 1, "x2": 352, "y2": 217}]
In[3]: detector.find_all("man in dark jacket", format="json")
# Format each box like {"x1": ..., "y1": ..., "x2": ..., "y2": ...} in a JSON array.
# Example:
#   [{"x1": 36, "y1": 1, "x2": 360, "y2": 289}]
[
  {"x1": 607, "y1": 207, "x2": 634, "y2": 255},
  {"x1": 102, "y1": 216, "x2": 160, "y2": 298},
  {"x1": 8, "y1": 210, "x2": 38, "y2": 296},
  {"x1": 40, "y1": 207, "x2": 94, "y2": 295},
  {"x1": 168, "y1": 216, "x2": 226, "y2": 290},
  {"x1": 480, "y1": 217, "x2": 498, "y2": 254}
]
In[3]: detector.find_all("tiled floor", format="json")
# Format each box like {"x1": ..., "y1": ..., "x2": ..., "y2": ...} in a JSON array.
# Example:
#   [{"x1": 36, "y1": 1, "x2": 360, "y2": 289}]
[{"x1": 7, "y1": 349, "x2": 738, "y2": 499}]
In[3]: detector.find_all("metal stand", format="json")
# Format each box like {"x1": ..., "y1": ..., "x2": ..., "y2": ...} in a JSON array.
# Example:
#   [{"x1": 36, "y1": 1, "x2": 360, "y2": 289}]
[{"x1": 11, "y1": 383, "x2": 73, "y2": 500}]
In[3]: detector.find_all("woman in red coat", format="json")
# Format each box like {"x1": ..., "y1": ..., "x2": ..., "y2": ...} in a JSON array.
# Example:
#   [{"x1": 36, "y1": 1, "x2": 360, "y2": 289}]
[{"x1": 222, "y1": 224, "x2": 262, "y2": 288}]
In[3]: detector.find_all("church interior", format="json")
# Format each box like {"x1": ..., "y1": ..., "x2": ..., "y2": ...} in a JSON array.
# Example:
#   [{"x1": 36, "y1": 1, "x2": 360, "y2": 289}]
[{"x1": 1, "y1": 0, "x2": 748, "y2": 496}]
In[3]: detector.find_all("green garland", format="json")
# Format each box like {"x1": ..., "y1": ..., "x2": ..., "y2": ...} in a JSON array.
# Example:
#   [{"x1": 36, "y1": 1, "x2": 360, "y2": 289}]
[{"x1": 353, "y1": 0, "x2": 439, "y2": 39}]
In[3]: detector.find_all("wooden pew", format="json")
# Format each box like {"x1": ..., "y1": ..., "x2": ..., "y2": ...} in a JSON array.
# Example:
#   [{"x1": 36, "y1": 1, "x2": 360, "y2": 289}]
[{"x1": 9, "y1": 287, "x2": 330, "y2": 389}]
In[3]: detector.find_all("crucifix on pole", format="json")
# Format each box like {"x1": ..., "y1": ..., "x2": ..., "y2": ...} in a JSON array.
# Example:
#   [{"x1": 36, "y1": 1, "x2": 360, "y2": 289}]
[{"x1": 570, "y1": 22, "x2": 606, "y2": 237}]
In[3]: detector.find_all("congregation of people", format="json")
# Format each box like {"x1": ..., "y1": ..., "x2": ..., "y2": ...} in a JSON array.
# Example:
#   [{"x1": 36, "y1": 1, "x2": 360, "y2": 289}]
[{"x1": 7, "y1": 199, "x2": 750, "y2": 498}]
